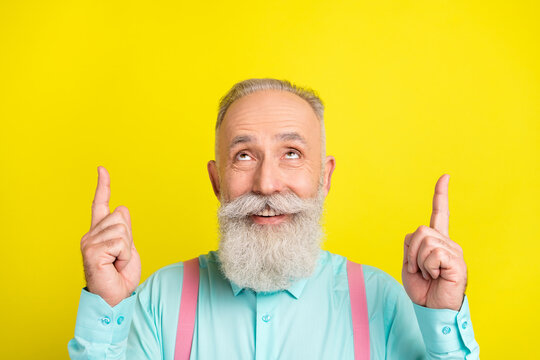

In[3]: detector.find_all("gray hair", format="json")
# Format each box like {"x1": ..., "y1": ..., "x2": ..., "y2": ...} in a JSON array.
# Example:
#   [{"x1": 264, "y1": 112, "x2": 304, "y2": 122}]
[
  {"x1": 216, "y1": 78, "x2": 324, "y2": 129},
  {"x1": 215, "y1": 78, "x2": 326, "y2": 159}
]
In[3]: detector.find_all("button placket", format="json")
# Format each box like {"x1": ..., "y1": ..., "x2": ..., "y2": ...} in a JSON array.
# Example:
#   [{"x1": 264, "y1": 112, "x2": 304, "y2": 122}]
[{"x1": 255, "y1": 292, "x2": 278, "y2": 359}]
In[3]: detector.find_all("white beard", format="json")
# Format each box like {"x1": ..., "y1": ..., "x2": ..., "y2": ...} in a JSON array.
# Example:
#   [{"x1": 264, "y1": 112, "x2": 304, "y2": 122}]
[{"x1": 217, "y1": 186, "x2": 325, "y2": 292}]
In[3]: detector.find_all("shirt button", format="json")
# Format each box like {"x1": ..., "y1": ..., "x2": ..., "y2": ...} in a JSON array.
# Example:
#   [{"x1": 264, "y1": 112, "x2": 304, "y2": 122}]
[
  {"x1": 461, "y1": 321, "x2": 468, "y2": 330},
  {"x1": 101, "y1": 316, "x2": 111, "y2": 326},
  {"x1": 117, "y1": 316, "x2": 125, "y2": 325},
  {"x1": 442, "y1": 326, "x2": 451, "y2": 335},
  {"x1": 262, "y1": 314, "x2": 271, "y2": 322}
]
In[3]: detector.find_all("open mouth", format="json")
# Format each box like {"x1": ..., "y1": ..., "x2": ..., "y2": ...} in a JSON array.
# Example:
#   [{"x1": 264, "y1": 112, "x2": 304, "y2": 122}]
[
  {"x1": 251, "y1": 207, "x2": 289, "y2": 224},
  {"x1": 254, "y1": 207, "x2": 283, "y2": 217}
]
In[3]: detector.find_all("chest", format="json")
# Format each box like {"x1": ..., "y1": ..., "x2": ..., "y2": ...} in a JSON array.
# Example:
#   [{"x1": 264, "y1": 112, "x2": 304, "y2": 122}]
[{"x1": 190, "y1": 285, "x2": 356, "y2": 360}]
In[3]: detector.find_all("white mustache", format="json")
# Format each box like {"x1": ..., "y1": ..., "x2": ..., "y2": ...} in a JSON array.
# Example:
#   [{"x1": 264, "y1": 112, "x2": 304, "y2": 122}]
[{"x1": 218, "y1": 192, "x2": 317, "y2": 219}]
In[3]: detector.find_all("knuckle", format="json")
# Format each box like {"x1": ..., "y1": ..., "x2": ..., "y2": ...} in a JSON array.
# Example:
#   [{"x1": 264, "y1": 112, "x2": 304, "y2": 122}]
[
  {"x1": 417, "y1": 225, "x2": 429, "y2": 234},
  {"x1": 81, "y1": 238, "x2": 89, "y2": 252},
  {"x1": 115, "y1": 205, "x2": 127, "y2": 212},
  {"x1": 116, "y1": 211, "x2": 129, "y2": 224},
  {"x1": 81, "y1": 235, "x2": 95, "y2": 253},
  {"x1": 432, "y1": 208, "x2": 450, "y2": 217},
  {"x1": 425, "y1": 236, "x2": 438, "y2": 247},
  {"x1": 84, "y1": 243, "x2": 98, "y2": 258},
  {"x1": 105, "y1": 237, "x2": 121, "y2": 248},
  {"x1": 404, "y1": 233, "x2": 412, "y2": 243},
  {"x1": 409, "y1": 234, "x2": 421, "y2": 249},
  {"x1": 112, "y1": 223, "x2": 128, "y2": 234},
  {"x1": 101, "y1": 238, "x2": 119, "y2": 251},
  {"x1": 114, "y1": 206, "x2": 130, "y2": 219},
  {"x1": 433, "y1": 247, "x2": 446, "y2": 258}
]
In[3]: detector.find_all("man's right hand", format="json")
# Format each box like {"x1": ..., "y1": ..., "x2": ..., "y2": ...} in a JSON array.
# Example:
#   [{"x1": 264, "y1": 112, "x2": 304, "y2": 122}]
[{"x1": 80, "y1": 166, "x2": 141, "y2": 307}]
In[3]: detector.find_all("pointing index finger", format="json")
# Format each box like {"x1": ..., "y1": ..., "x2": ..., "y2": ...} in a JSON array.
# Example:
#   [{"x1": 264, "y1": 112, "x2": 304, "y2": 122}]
[
  {"x1": 91, "y1": 166, "x2": 111, "y2": 229},
  {"x1": 430, "y1": 174, "x2": 450, "y2": 237}
]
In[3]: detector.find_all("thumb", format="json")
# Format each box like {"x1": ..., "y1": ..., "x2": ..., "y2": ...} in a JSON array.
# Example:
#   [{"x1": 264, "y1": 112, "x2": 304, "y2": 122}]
[{"x1": 114, "y1": 205, "x2": 133, "y2": 238}]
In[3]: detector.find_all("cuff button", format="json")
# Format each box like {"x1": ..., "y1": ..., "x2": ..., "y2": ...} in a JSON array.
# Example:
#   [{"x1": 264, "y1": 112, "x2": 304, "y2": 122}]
[{"x1": 461, "y1": 321, "x2": 469, "y2": 330}]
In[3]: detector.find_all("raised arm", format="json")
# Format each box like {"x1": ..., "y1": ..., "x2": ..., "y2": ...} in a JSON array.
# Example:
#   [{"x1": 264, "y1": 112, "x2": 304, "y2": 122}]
[
  {"x1": 81, "y1": 166, "x2": 141, "y2": 306},
  {"x1": 400, "y1": 174, "x2": 479, "y2": 358},
  {"x1": 68, "y1": 166, "x2": 146, "y2": 359}
]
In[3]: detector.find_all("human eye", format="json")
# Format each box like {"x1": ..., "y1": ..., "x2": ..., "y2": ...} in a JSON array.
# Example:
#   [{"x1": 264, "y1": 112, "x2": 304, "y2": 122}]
[
  {"x1": 284, "y1": 150, "x2": 300, "y2": 159},
  {"x1": 236, "y1": 152, "x2": 252, "y2": 161}
]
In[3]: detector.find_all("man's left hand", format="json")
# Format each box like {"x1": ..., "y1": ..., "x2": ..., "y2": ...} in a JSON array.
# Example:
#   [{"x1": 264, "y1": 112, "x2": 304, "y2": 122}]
[{"x1": 402, "y1": 174, "x2": 467, "y2": 311}]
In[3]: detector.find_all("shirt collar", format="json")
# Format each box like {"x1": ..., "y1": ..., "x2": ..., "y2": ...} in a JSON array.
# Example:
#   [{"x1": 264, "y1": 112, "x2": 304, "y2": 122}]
[{"x1": 229, "y1": 276, "x2": 309, "y2": 299}]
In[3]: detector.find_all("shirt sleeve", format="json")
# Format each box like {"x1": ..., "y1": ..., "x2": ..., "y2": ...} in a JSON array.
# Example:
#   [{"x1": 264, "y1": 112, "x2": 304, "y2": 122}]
[
  {"x1": 67, "y1": 286, "x2": 163, "y2": 359},
  {"x1": 369, "y1": 267, "x2": 480, "y2": 360},
  {"x1": 413, "y1": 295, "x2": 480, "y2": 359},
  {"x1": 67, "y1": 288, "x2": 136, "y2": 359}
]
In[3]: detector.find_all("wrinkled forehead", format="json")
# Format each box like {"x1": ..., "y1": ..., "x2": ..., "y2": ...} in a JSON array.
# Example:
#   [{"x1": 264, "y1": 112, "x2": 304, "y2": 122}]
[{"x1": 216, "y1": 90, "x2": 321, "y2": 152}]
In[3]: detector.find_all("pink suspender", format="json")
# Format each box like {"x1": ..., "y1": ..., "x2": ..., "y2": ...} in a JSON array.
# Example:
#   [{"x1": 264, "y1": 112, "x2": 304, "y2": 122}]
[
  {"x1": 174, "y1": 257, "x2": 200, "y2": 360},
  {"x1": 174, "y1": 258, "x2": 370, "y2": 360},
  {"x1": 347, "y1": 260, "x2": 371, "y2": 360}
]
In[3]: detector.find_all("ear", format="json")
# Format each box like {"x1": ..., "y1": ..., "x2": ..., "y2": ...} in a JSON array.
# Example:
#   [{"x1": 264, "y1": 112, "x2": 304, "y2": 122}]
[
  {"x1": 322, "y1": 156, "x2": 336, "y2": 197},
  {"x1": 207, "y1": 160, "x2": 221, "y2": 199}
]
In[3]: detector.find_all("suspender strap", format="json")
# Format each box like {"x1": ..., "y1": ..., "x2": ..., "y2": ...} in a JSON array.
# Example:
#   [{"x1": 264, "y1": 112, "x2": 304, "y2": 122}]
[
  {"x1": 174, "y1": 257, "x2": 200, "y2": 360},
  {"x1": 174, "y1": 257, "x2": 370, "y2": 360},
  {"x1": 347, "y1": 260, "x2": 370, "y2": 360}
]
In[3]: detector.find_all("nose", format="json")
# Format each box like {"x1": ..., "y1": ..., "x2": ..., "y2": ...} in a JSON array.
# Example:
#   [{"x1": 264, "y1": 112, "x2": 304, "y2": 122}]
[{"x1": 252, "y1": 158, "x2": 285, "y2": 195}]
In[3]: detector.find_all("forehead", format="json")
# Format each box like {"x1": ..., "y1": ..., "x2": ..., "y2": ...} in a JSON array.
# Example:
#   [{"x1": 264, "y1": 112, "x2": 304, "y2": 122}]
[{"x1": 219, "y1": 90, "x2": 320, "y2": 144}]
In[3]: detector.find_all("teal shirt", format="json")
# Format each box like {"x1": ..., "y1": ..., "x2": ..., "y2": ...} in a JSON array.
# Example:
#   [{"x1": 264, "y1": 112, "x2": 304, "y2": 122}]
[{"x1": 68, "y1": 250, "x2": 479, "y2": 359}]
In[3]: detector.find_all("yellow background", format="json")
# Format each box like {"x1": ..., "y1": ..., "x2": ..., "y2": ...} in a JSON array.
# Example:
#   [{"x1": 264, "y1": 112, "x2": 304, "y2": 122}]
[{"x1": 1, "y1": 0, "x2": 538, "y2": 358}]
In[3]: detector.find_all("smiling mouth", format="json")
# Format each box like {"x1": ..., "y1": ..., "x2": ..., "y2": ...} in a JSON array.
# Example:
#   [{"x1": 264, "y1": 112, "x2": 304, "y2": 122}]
[
  {"x1": 250, "y1": 207, "x2": 289, "y2": 224},
  {"x1": 254, "y1": 207, "x2": 283, "y2": 217}
]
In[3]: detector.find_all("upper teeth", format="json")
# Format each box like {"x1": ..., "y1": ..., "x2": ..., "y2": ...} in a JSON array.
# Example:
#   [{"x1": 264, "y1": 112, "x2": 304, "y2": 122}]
[{"x1": 255, "y1": 208, "x2": 282, "y2": 217}]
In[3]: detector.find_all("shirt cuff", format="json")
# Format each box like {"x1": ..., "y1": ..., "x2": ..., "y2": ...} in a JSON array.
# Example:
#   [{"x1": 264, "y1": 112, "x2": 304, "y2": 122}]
[
  {"x1": 74, "y1": 288, "x2": 137, "y2": 344},
  {"x1": 413, "y1": 295, "x2": 478, "y2": 355}
]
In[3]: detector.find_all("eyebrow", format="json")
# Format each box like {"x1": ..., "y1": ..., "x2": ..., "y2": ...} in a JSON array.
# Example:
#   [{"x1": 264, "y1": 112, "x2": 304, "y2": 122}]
[
  {"x1": 275, "y1": 132, "x2": 307, "y2": 145},
  {"x1": 228, "y1": 132, "x2": 307, "y2": 151},
  {"x1": 229, "y1": 135, "x2": 254, "y2": 151}
]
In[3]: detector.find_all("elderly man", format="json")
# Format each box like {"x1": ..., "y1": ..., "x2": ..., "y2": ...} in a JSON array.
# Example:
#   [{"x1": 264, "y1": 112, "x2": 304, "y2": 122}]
[{"x1": 68, "y1": 79, "x2": 480, "y2": 359}]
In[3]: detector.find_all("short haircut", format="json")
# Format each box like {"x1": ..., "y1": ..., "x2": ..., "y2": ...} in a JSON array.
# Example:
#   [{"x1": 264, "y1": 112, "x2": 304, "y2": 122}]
[
  {"x1": 215, "y1": 78, "x2": 326, "y2": 158},
  {"x1": 216, "y1": 78, "x2": 324, "y2": 131}
]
